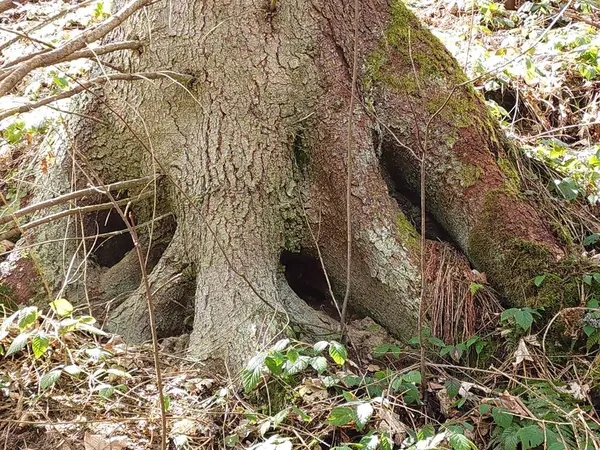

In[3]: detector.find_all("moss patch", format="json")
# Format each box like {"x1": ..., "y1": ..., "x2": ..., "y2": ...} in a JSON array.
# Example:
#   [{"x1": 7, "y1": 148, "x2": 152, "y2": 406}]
[
  {"x1": 396, "y1": 212, "x2": 421, "y2": 254},
  {"x1": 468, "y1": 189, "x2": 587, "y2": 313}
]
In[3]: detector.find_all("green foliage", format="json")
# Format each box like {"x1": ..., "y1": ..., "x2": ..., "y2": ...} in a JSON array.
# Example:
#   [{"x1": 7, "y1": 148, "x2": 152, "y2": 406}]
[{"x1": 500, "y1": 307, "x2": 542, "y2": 332}]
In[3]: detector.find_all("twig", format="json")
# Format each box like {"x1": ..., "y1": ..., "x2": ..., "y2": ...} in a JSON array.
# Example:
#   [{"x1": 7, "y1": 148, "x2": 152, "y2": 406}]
[
  {"x1": 0, "y1": 0, "x2": 97, "y2": 52},
  {"x1": 0, "y1": 175, "x2": 157, "y2": 226},
  {"x1": 339, "y1": 0, "x2": 360, "y2": 336},
  {"x1": 0, "y1": 71, "x2": 192, "y2": 121},
  {"x1": 128, "y1": 214, "x2": 168, "y2": 450},
  {"x1": 1, "y1": 40, "x2": 142, "y2": 72},
  {"x1": 0, "y1": 0, "x2": 151, "y2": 97},
  {"x1": 0, "y1": 192, "x2": 153, "y2": 241}
]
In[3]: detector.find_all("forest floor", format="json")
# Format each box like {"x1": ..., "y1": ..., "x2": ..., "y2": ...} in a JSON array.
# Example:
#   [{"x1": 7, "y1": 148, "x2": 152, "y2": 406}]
[{"x1": 1, "y1": 0, "x2": 600, "y2": 449}]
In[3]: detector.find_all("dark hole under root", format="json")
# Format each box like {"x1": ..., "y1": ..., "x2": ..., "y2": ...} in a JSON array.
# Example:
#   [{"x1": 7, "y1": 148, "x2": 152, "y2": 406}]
[
  {"x1": 280, "y1": 250, "x2": 343, "y2": 320},
  {"x1": 373, "y1": 129, "x2": 502, "y2": 343},
  {"x1": 86, "y1": 207, "x2": 135, "y2": 268},
  {"x1": 374, "y1": 129, "x2": 455, "y2": 245}
]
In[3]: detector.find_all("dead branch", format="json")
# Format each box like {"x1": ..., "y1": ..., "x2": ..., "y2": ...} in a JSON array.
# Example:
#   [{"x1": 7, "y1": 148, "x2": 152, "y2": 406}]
[
  {"x1": 0, "y1": 175, "x2": 158, "y2": 226},
  {"x1": 0, "y1": 0, "x2": 150, "y2": 97},
  {"x1": 1, "y1": 41, "x2": 142, "y2": 72},
  {"x1": 0, "y1": 191, "x2": 153, "y2": 241},
  {"x1": 0, "y1": 71, "x2": 192, "y2": 121},
  {"x1": 0, "y1": 0, "x2": 97, "y2": 52}
]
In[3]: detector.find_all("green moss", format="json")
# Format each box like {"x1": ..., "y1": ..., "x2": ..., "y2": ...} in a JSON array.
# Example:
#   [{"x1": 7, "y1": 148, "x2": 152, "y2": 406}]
[
  {"x1": 396, "y1": 212, "x2": 421, "y2": 254},
  {"x1": 458, "y1": 164, "x2": 483, "y2": 188},
  {"x1": 468, "y1": 189, "x2": 587, "y2": 313},
  {"x1": 496, "y1": 156, "x2": 522, "y2": 196}
]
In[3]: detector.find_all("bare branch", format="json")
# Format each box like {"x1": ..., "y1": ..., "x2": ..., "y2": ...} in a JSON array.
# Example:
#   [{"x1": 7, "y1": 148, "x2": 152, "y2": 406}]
[
  {"x1": 0, "y1": 71, "x2": 192, "y2": 121},
  {"x1": 0, "y1": 0, "x2": 96, "y2": 52},
  {"x1": 0, "y1": 191, "x2": 153, "y2": 241},
  {"x1": 1, "y1": 41, "x2": 142, "y2": 72},
  {"x1": 0, "y1": 0, "x2": 150, "y2": 97},
  {"x1": 0, "y1": 175, "x2": 158, "y2": 226}
]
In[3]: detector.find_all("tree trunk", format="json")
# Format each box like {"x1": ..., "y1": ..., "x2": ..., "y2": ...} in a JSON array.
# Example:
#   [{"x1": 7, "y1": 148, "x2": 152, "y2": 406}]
[{"x1": 7, "y1": 0, "x2": 591, "y2": 369}]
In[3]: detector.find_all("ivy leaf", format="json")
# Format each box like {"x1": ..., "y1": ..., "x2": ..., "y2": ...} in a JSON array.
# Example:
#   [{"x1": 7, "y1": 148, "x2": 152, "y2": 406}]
[
  {"x1": 517, "y1": 424, "x2": 544, "y2": 449},
  {"x1": 328, "y1": 341, "x2": 347, "y2": 365},
  {"x1": 354, "y1": 402, "x2": 374, "y2": 431},
  {"x1": 50, "y1": 298, "x2": 73, "y2": 317},
  {"x1": 241, "y1": 353, "x2": 266, "y2": 392},
  {"x1": 40, "y1": 369, "x2": 62, "y2": 389},
  {"x1": 31, "y1": 333, "x2": 50, "y2": 359},
  {"x1": 6, "y1": 332, "x2": 30, "y2": 356}
]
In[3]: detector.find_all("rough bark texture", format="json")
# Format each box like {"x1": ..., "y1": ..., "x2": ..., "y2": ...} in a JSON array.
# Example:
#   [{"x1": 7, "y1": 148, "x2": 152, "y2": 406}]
[{"x1": 2, "y1": 0, "x2": 587, "y2": 369}]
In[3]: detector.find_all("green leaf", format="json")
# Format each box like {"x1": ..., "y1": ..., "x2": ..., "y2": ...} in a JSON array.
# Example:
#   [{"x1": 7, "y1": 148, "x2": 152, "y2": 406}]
[
  {"x1": 106, "y1": 368, "x2": 133, "y2": 379},
  {"x1": 445, "y1": 378, "x2": 460, "y2": 398},
  {"x1": 31, "y1": 333, "x2": 49, "y2": 359},
  {"x1": 310, "y1": 356, "x2": 328, "y2": 374},
  {"x1": 328, "y1": 341, "x2": 347, "y2": 365},
  {"x1": 379, "y1": 433, "x2": 393, "y2": 450},
  {"x1": 517, "y1": 424, "x2": 544, "y2": 449},
  {"x1": 475, "y1": 341, "x2": 487, "y2": 355},
  {"x1": 584, "y1": 233, "x2": 600, "y2": 246},
  {"x1": 265, "y1": 355, "x2": 283, "y2": 376},
  {"x1": 502, "y1": 426, "x2": 520, "y2": 450},
  {"x1": 272, "y1": 408, "x2": 289, "y2": 428},
  {"x1": 492, "y1": 407, "x2": 513, "y2": 428},
  {"x1": 449, "y1": 431, "x2": 477, "y2": 450},
  {"x1": 354, "y1": 402, "x2": 373, "y2": 431},
  {"x1": 6, "y1": 332, "x2": 30, "y2": 356},
  {"x1": 40, "y1": 369, "x2": 62, "y2": 389},
  {"x1": 584, "y1": 274, "x2": 593, "y2": 285},
  {"x1": 326, "y1": 407, "x2": 354, "y2": 426},
  {"x1": 428, "y1": 336, "x2": 446, "y2": 347},
  {"x1": 479, "y1": 403, "x2": 492, "y2": 415},
  {"x1": 163, "y1": 394, "x2": 170, "y2": 412},
  {"x1": 50, "y1": 298, "x2": 73, "y2": 317},
  {"x1": 284, "y1": 355, "x2": 310, "y2": 375},
  {"x1": 313, "y1": 341, "x2": 328, "y2": 352},
  {"x1": 18, "y1": 307, "x2": 39, "y2": 331},
  {"x1": 292, "y1": 407, "x2": 311, "y2": 422},
  {"x1": 359, "y1": 434, "x2": 379, "y2": 449},
  {"x1": 534, "y1": 274, "x2": 547, "y2": 287},
  {"x1": 403, "y1": 370, "x2": 422, "y2": 384},
  {"x1": 342, "y1": 391, "x2": 356, "y2": 402},
  {"x1": 272, "y1": 338, "x2": 289, "y2": 351},
  {"x1": 241, "y1": 353, "x2": 266, "y2": 392}
]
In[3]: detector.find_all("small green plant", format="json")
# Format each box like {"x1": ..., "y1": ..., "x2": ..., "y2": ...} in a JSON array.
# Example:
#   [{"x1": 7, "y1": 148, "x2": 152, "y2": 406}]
[{"x1": 500, "y1": 307, "x2": 542, "y2": 333}]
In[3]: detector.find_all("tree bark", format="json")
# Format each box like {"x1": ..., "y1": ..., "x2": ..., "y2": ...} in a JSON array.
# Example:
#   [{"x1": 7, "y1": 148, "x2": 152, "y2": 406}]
[{"x1": 5, "y1": 0, "x2": 592, "y2": 369}]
